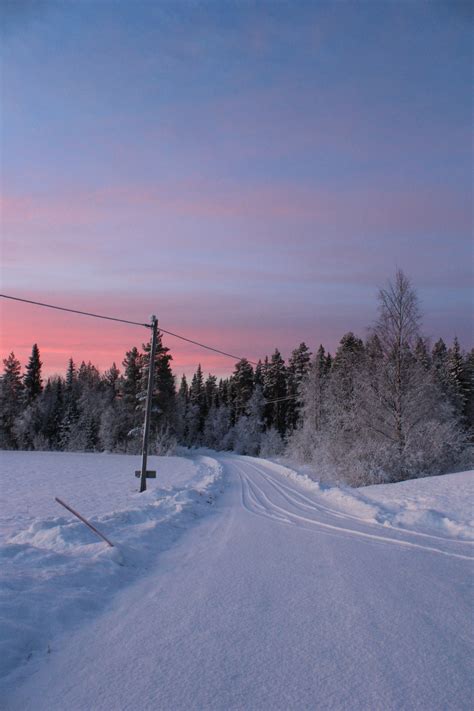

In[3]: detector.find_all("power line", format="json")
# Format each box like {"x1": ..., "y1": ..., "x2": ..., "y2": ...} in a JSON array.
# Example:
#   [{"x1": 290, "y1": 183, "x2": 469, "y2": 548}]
[
  {"x1": 0, "y1": 293, "x2": 259, "y2": 364},
  {"x1": 264, "y1": 394, "x2": 299, "y2": 404},
  {"x1": 0, "y1": 294, "x2": 150, "y2": 329},
  {"x1": 0, "y1": 292, "x2": 300, "y2": 403},
  {"x1": 158, "y1": 327, "x2": 259, "y2": 367}
]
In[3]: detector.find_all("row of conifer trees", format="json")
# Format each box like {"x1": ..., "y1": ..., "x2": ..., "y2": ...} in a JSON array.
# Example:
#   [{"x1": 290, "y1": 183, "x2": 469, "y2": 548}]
[{"x1": 1, "y1": 272, "x2": 472, "y2": 484}]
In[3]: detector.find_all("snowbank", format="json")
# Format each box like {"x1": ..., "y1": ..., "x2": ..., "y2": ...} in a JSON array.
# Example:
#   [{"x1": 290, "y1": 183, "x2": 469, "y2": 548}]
[
  {"x1": 0, "y1": 451, "x2": 223, "y2": 685},
  {"x1": 261, "y1": 458, "x2": 474, "y2": 541}
]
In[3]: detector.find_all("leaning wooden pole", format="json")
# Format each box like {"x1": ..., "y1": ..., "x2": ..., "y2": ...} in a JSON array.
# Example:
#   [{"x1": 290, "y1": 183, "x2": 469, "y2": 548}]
[
  {"x1": 139, "y1": 315, "x2": 158, "y2": 493},
  {"x1": 55, "y1": 497, "x2": 114, "y2": 547}
]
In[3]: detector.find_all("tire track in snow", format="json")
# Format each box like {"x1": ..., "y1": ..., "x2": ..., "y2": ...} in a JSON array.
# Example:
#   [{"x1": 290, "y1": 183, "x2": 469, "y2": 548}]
[
  {"x1": 245, "y1": 459, "x2": 474, "y2": 549},
  {"x1": 230, "y1": 458, "x2": 473, "y2": 562},
  {"x1": 249, "y1": 459, "x2": 473, "y2": 546}
]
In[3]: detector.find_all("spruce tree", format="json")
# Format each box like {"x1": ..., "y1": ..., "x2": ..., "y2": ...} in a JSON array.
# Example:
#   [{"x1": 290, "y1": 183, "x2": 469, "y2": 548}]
[
  {"x1": 254, "y1": 360, "x2": 264, "y2": 388},
  {"x1": 141, "y1": 332, "x2": 176, "y2": 436},
  {"x1": 175, "y1": 375, "x2": 189, "y2": 442},
  {"x1": 263, "y1": 349, "x2": 287, "y2": 435},
  {"x1": 324, "y1": 333, "x2": 365, "y2": 456},
  {"x1": 39, "y1": 377, "x2": 64, "y2": 449},
  {"x1": 432, "y1": 338, "x2": 449, "y2": 391},
  {"x1": 414, "y1": 336, "x2": 430, "y2": 370},
  {"x1": 187, "y1": 364, "x2": 206, "y2": 441},
  {"x1": 60, "y1": 358, "x2": 79, "y2": 449},
  {"x1": 231, "y1": 359, "x2": 254, "y2": 420},
  {"x1": 23, "y1": 344, "x2": 43, "y2": 404},
  {"x1": 0, "y1": 352, "x2": 24, "y2": 448},
  {"x1": 286, "y1": 342, "x2": 311, "y2": 429},
  {"x1": 204, "y1": 374, "x2": 218, "y2": 413},
  {"x1": 119, "y1": 347, "x2": 143, "y2": 447},
  {"x1": 447, "y1": 337, "x2": 469, "y2": 423}
]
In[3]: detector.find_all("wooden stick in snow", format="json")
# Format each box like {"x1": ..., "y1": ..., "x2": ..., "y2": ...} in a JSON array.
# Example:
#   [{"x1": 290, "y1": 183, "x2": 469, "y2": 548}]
[{"x1": 55, "y1": 497, "x2": 114, "y2": 547}]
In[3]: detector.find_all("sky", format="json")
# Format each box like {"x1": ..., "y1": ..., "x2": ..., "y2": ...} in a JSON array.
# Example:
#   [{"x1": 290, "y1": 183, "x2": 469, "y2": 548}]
[{"x1": 1, "y1": 0, "x2": 472, "y2": 379}]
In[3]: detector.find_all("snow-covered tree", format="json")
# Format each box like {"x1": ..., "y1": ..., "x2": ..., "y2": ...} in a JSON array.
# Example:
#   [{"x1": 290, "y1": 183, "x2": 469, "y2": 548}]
[
  {"x1": 204, "y1": 374, "x2": 218, "y2": 413},
  {"x1": 231, "y1": 359, "x2": 254, "y2": 420},
  {"x1": 233, "y1": 386, "x2": 265, "y2": 455},
  {"x1": 174, "y1": 375, "x2": 189, "y2": 443},
  {"x1": 60, "y1": 358, "x2": 80, "y2": 450},
  {"x1": 355, "y1": 271, "x2": 464, "y2": 481},
  {"x1": 67, "y1": 362, "x2": 102, "y2": 451},
  {"x1": 187, "y1": 364, "x2": 206, "y2": 441},
  {"x1": 325, "y1": 332, "x2": 365, "y2": 442},
  {"x1": 414, "y1": 336, "x2": 431, "y2": 370},
  {"x1": 446, "y1": 337, "x2": 470, "y2": 424},
  {"x1": 263, "y1": 349, "x2": 287, "y2": 434},
  {"x1": 286, "y1": 345, "x2": 329, "y2": 463},
  {"x1": 0, "y1": 352, "x2": 24, "y2": 448},
  {"x1": 203, "y1": 403, "x2": 232, "y2": 450},
  {"x1": 117, "y1": 346, "x2": 143, "y2": 450},
  {"x1": 286, "y1": 342, "x2": 311, "y2": 430}
]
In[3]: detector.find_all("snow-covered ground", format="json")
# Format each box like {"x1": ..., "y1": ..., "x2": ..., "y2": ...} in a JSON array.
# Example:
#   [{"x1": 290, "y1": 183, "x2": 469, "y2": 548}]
[
  {"x1": 1, "y1": 451, "x2": 473, "y2": 710},
  {"x1": 0, "y1": 451, "x2": 223, "y2": 685},
  {"x1": 274, "y1": 460, "x2": 474, "y2": 541}
]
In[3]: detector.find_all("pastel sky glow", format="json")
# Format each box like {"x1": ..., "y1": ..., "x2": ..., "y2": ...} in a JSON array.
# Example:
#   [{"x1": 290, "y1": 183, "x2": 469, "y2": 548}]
[{"x1": 1, "y1": 0, "x2": 472, "y2": 379}]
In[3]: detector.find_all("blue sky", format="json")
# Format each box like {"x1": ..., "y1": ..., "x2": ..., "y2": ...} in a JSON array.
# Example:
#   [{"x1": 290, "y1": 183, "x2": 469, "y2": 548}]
[{"x1": 1, "y1": 0, "x2": 472, "y2": 376}]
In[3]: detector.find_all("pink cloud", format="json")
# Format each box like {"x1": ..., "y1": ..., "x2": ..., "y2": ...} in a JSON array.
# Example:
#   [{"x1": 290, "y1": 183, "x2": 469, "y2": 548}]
[{"x1": 2, "y1": 181, "x2": 469, "y2": 239}]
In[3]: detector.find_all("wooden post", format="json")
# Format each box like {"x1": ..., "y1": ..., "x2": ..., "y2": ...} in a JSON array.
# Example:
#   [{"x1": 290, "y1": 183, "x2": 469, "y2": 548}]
[{"x1": 139, "y1": 315, "x2": 158, "y2": 493}]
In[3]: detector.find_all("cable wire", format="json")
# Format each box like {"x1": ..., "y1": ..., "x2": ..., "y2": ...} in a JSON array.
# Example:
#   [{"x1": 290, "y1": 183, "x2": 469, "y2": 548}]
[
  {"x1": 1, "y1": 293, "x2": 301, "y2": 403},
  {"x1": 157, "y1": 327, "x2": 259, "y2": 366},
  {"x1": 0, "y1": 293, "x2": 260, "y2": 365},
  {"x1": 0, "y1": 294, "x2": 150, "y2": 328}
]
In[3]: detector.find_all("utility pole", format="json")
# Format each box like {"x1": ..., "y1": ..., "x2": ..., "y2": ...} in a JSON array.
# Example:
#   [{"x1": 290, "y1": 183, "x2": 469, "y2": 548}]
[{"x1": 139, "y1": 315, "x2": 158, "y2": 493}]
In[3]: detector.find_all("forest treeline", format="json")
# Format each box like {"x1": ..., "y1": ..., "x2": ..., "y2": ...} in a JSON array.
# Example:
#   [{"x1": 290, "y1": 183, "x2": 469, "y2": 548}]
[{"x1": 1, "y1": 272, "x2": 472, "y2": 485}]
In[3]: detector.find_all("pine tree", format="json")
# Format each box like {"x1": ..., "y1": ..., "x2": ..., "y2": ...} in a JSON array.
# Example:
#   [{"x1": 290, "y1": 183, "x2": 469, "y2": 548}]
[
  {"x1": 464, "y1": 349, "x2": 474, "y2": 438},
  {"x1": 217, "y1": 378, "x2": 230, "y2": 407},
  {"x1": 103, "y1": 363, "x2": 120, "y2": 401},
  {"x1": 233, "y1": 385, "x2": 265, "y2": 455},
  {"x1": 432, "y1": 338, "x2": 449, "y2": 391},
  {"x1": 122, "y1": 348, "x2": 142, "y2": 404},
  {"x1": 68, "y1": 362, "x2": 102, "y2": 451},
  {"x1": 414, "y1": 336, "x2": 430, "y2": 370},
  {"x1": 0, "y1": 352, "x2": 24, "y2": 448},
  {"x1": 287, "y1": 345, "x2": 330, "y2": 463},
  {"x1": 286, "y1": 342, "x2": 311, "y2": 430},
  {"x1": 141, "y1": 331, "x2": 175, "y2": 434},
  {"x1": 254, "y1": 360, "x2": 264, "y2": 388},
  {"x1": 39, "y1": 377, "x2": 64, "y2": 449},
  {"x1": 447, "y1": 337, "x2": 470, "y2": 424},
  {"x1": 60, "y1": 358, "x2": 79, "y2": 450},
  {"x1": 23, "y1": 344, "x2": 43, "y2": 404},
  {"x1": 174, "y1": 375, "x2": 189, "y2": 442},
  {"x1": 204, "y1": 374, "x2": 218, "y2": 412},
  {"x1": 328, "y1": 332, "x2": 365, "y2": 435},
  {"x1": 263, "y1": 349, "x2": 287, "y2": 435},
  {"x1": 187, "y1": 364, "x2": 206, "y2": 442},
  {"x1": 119, "y1": 347, "x2": 143, "y2": 447},
  {"x1": 231, "y1": 359, "x2": 254, "y2": 420}
]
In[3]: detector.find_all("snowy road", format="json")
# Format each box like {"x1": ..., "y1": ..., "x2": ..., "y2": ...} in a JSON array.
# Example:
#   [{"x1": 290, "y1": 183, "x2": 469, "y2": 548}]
[{"x1": 5, "y1": 454, "x2": 473, "y2": 711}]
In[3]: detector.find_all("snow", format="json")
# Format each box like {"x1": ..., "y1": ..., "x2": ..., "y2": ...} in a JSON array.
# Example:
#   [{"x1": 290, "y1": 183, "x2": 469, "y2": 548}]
[
  {"x1": 0, "y1": 450, "x2": 223, "y2": 685},
  {"x1": 272, "y1": 460, "x2": 474, "y2": 541},
  {"x1": 1, "y1": 451, "x2": 473, "y2": 711}
]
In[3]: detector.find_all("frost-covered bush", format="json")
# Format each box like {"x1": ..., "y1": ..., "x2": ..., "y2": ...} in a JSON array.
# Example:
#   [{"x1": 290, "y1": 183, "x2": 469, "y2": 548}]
[
  {"x1": 260, "y1": 427, "x2": 284, "y2": 457},
  {"x1": 153, "y1": 425, "x2": 177, "y2": 456}
]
